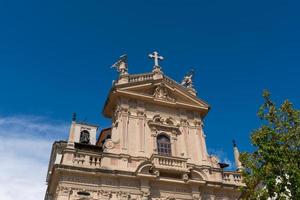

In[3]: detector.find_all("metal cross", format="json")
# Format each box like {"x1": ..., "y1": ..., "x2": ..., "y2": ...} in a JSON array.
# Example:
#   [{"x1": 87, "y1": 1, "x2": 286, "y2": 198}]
[{"x1": 148, "y1": 51, "x2": 164, "y2": 67}]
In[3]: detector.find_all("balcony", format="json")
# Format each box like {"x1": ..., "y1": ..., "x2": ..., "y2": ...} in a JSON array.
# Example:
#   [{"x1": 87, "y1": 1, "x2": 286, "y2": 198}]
[
  {"x1": 72, "y1": 153, "x2": 101, "y2": 168},
  {"x1": 150, "y1": 154, "x2": 188, "y2": 173},
  {"x1": 222, "y1": 171, "x2": 243, "y2": 185}
]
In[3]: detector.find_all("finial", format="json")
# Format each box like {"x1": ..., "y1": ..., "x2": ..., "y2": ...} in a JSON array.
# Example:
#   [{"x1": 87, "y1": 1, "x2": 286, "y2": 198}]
[
  {"x1": 111, "y1": 54, "x2": 128, "y2": 76},
  {"x1": 72, "y1": 112, "x2": 77, "y2": 122},
  {"x1": 148, "y1": 51, "x2": 164, "y2": 70},
  {"x1": 232, "y1": 139, "x2": 243, "y2": 171},
  {"x1": 232, "y1": 139, "x2": 237, "y2": 147},
  {"x1": 181, "y1": 69, "x2": 195, "y2": 88}
]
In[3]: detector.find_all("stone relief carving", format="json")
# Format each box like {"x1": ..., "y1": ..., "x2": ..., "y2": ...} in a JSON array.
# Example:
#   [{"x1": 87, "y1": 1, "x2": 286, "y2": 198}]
[
  {"x1": 148, "y1": 115, "x2": 180, "y2": 135},
  {"x1": 140, "y1": 191, "x2": 150, "y2": 200},
  {"x1": 137, "y1": 110, "x2": 146, "y2": 117},
  {"x1": 182, "y1": 173, "x2": 189, "y2": 182},
  {"x1": 56, "y1": 186, "x2": 71, "y2": 195},
  {"x1": 165, "y1": 196, "x2": 176, "y2": 200},
  {"x1": 153, "y1": 84, "x2": 175, "y2": 102},
  {"x1": 180, "y1": 119, "x2": 189, "y2": 126},
  {"x1": 117, "y1": 191, "x2": 131, "y2": 200},
  {"x1": 104, "y1": 139, "x2": 114, "y2": 149},
  {"x1": 192, "y1": 193, "x2": 200, "y2": 200},
  {"x1": 98, "y1": 190, "x2": 112, "y2": 200},
  {"x1": 210, "y1": 155, "x2": 220, "y2": 168}
]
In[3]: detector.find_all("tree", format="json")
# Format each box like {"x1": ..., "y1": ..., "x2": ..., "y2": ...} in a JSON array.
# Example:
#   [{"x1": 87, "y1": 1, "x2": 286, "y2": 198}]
[{"x1": 240, "y1": 91, "x2": 300, "y2": 199}]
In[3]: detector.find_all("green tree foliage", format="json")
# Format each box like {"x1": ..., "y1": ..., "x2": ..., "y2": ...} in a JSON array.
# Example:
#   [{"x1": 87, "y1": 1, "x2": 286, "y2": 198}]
[{"x1": 240, "y1": 91, "x2": 300, "y2": 199}]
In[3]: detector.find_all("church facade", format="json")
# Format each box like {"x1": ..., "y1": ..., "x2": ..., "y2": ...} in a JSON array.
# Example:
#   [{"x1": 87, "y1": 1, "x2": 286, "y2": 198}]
[{"x1": 45, "y1": 52, "x2": 243, "y2": 200}]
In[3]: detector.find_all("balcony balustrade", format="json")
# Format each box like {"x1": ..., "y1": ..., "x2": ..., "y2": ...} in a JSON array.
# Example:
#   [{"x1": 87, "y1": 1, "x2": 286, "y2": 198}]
[
  {"x1": 222, "y1": 171, "x2": 243, "y2": 185},
  {"x1": 71, "y1": 153, "x2": 101, "y2": 168},
  {"x1": 128, "y1": 73, "x2": 154, "y2": 83},
  {"x1": 150, "y1": 154, "x2": 188, "y2": 173}
]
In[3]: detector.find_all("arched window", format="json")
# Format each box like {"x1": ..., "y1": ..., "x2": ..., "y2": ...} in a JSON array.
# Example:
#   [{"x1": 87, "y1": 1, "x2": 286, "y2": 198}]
[
  {"x1": 157, "y1": 134, "x2": 171, "y2": 156},
  {"x1": 80, "y1": 130, "x2": 90, "y2": 144}
]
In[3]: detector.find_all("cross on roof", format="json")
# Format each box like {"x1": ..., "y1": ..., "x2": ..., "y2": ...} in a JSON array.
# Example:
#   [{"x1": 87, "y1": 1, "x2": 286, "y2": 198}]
[{"x1": 148, "y1": 51, "x2": 164, "y2": 68}]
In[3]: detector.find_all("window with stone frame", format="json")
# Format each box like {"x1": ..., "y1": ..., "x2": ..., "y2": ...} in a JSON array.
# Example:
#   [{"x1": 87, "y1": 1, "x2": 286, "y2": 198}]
[{"x1": 157, "y1": 134, "x2": 172, "y2": 156}]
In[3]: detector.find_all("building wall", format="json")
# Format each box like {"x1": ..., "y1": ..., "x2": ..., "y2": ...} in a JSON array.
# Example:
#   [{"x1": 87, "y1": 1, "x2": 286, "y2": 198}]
[
  {"x1": 51, "y1": 173, "x2": 240, "y2": 200},
  {"x1": 105, "y1": 97, "x2": 210, "y2": 169}
]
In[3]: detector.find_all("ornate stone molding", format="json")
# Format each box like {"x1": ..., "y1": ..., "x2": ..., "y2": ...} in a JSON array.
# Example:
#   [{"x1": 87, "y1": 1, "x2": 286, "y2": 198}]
[
  {"x1": 153, "y1": 83, "x2": 176, "y2": 102},
  {"x1": 148, "y1": 115, "x2": 180, "y2": 135}
]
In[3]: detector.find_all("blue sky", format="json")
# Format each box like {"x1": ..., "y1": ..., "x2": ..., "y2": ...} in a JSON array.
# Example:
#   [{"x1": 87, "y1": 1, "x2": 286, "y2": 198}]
[{"x1": 0, "y1": 1, "x2": 300, "y2": 199}]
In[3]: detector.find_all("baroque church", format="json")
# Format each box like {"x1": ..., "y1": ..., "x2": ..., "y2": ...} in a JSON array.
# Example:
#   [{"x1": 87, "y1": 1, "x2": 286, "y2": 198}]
[{"x1": 45, "y1": 52, "x2": 243, "y2": 200}]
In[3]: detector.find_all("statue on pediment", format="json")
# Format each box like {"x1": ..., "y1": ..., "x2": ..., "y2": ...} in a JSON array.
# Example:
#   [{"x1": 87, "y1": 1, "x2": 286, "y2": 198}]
[
  {"x1": 112, "y1": 54, "x2": 128, "y2": 76},
  {"x1": 181, "y1": 69, "x2": 195, "y2": 88}
]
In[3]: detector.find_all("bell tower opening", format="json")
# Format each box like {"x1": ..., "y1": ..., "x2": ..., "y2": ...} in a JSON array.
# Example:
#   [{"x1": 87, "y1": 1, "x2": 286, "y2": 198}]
[{"x1": 80, "y1": 130, "x2": 90, "y2": 144}]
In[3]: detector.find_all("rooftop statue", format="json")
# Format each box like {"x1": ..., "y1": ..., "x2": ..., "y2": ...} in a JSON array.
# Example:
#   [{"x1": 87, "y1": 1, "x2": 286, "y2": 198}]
[
  {"x1": 111, "y1": 54, "x2": 128, "y2": 76},
  {"x1": 181, "y1": 69, "x2": 195, "y2": 88}
]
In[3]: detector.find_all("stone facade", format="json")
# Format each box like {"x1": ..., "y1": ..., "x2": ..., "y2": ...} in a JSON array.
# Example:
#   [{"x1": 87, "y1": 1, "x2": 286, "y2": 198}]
[{"x1": 45, "y1": 52, "x2": 243, "y2": 200}]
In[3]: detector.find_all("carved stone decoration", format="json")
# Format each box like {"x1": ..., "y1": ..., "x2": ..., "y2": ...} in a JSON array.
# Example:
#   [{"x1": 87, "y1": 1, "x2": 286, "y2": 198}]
[
  {"x1": 154, "y1": 84, "x2": 168, "y2": 99},
  {"x1": 153, "y1": 84, "x2": 176, "y2": 102},
  {"x1": 141, "y1": 191, "x2": 150, "y2": 200},
  {"x1": 153, "y1": 169, "x2": 160, "y2": 177},
  {"x1": 165, "y1": 196, "x2": 176, "y2": 200},
  {"x1": 210, "y1": 155, "x2": 220, "y2": 168},
  {"x1": 182, "y1": 173, "x2": 189, "y2": 182},
  {"x1": 98, "y1": 190, "x2": 112, "y2": 200},
  {"x1": 104, "y1": 139, "x2": 114, "y2": 149},
  {"x1": 193, "y1": 120, "x2": 203, "y2": 127},
  {"x1": 192, "y1": 193, "x2": 200, "y2": 200},
  {"x1": 56, "y1": 186, "x2": 71, "y2": 195},
  {"x1": 117, "y1": 191, "x2": 131, "y2": 200},
  {"x1": 148, "y1": 115, "x2": 180, "y2": 135}
]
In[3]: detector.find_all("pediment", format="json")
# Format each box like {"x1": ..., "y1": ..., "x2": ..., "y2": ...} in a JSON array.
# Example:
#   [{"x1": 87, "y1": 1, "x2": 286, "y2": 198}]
[
  {"x1": 118, "y1": 80, "x2": 209, "y2": 104},
  {"x1": 104, "y1": 78, "x2": 209, "y2": 115}
]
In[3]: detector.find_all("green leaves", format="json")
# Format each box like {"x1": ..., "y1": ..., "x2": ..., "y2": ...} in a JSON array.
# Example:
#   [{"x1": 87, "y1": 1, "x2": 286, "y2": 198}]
[{"x1": 240, "y1": 91, "x2": 300, "y2": 199}]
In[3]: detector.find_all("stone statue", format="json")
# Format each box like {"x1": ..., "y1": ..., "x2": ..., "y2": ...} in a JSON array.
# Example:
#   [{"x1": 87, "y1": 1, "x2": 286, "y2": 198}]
[
  {"x1": 112, "y1": 54, "x2": 128, "y2": 76},
  {"x1": 181, "y1": 69, "x2": 195, "y2": 88}
]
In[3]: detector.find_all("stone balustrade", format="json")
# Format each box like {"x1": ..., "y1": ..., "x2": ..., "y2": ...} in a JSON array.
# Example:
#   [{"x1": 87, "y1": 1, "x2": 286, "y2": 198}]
[
  {"x1": 150, "y1": 154, "x2": 188, "y2": 172},
  {"x1": 129, "y1": 73, "x2": 154, "y2": 82},
  {"x1": 72, "y1": 153, "x2": 101, "y2": 168},
  {"x1": 222, "y1": 171, "x2": 243, "y2": 185}
]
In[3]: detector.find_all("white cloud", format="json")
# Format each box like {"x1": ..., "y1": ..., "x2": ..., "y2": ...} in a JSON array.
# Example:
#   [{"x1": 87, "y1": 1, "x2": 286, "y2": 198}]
[{"x1": 0, "y1": 115, "x2": 68, "y2": 200}]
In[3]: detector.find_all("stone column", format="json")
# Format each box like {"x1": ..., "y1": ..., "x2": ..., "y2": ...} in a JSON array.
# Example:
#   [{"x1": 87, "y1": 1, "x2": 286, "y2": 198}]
[
  {"x1": 151, "y1": 130, "x2": 158, "y2": 153},
  {"x1": 171, "y1": 134, "x2": 177, "y2": 157},
  {"x1": 180, "y1": 119, "x2": 189, "y2": 158},
  {"x1": 67, "y1": 121, "x2": 76, "y2": 148},
  {"x1": 194, "y1": 121, "x2": 207, "y2": 161},
  {"x1": 199, "y1": 125, "x2": 208, "y2": 161},
  {"x1": 121, "y1": 109, "x2": 129, "y2": 150},
  {"x1": 137, "y1": 111, "x2": 146, "y2": 152}
]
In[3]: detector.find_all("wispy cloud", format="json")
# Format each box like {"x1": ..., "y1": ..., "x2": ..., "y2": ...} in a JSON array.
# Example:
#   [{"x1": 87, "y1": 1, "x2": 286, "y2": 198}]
[{"x1": 0, "y1": 115, "x2": 68, "y2": 200}]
